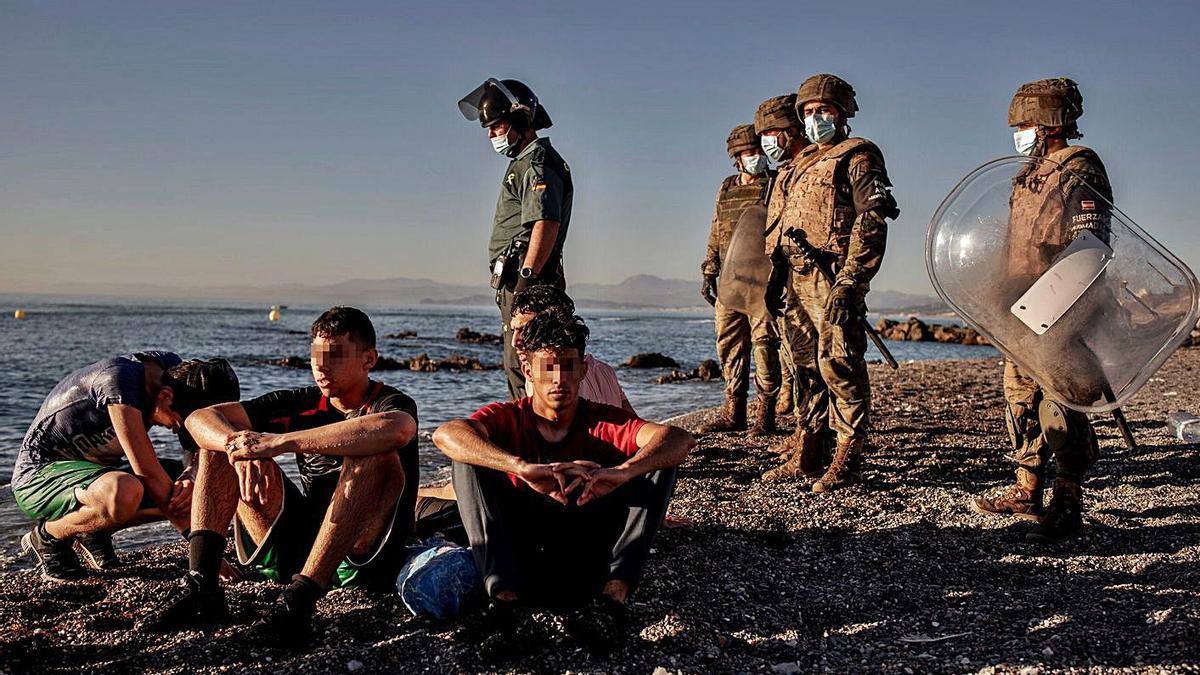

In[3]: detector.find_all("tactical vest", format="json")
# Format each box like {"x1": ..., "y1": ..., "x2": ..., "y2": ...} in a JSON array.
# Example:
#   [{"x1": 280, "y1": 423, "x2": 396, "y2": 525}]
[
  {"x1": 780, "y1": 138, "x2": 879, "y2": 261},
  {"x1": 1007, "y1": 145, "x2": 1099, "y2": 277},
  {"x1": 714, "y1": 173, "x2": 771, "y2": 261}
]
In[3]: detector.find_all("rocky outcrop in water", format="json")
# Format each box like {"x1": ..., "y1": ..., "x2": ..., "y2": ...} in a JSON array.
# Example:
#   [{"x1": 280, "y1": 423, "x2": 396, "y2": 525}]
[
  {"x1": 271, "y1": 355, "x2": 497, "y2": 372},
  {"x1": 623, "y1": 353, "x2": 680, "y2": 369},
  {"x1": 875, "y1": 317, "x2": 990, "y2": 345},
  {"x1": 656, "y1": 359, "x2": 722, "y2": 384},
  {"x1": 455, "y1": 328, "x2": 503, "y2": 345}
]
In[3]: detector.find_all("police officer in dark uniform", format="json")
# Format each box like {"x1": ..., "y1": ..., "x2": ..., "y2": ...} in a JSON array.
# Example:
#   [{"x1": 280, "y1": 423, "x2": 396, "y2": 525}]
[{"x1": 459, "y1": 78, "x2": 574, "y2": 399}]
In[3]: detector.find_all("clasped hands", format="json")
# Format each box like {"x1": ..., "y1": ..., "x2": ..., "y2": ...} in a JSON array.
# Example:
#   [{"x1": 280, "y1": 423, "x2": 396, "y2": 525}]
[
  {"x1": 221, "y1": 430, "x2": 289, "y2": 506},
  {"x1": 518, "y1": 460, "x2": 631, "y2": 506}
]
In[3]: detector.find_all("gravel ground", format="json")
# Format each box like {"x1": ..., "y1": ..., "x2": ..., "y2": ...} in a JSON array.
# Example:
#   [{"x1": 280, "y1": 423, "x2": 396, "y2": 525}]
[{"x1": 2, "y1": 351, "x2": 1199, "y2": 674}]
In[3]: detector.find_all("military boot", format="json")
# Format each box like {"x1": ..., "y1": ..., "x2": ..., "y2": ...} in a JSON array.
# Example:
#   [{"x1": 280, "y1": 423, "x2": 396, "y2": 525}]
[
  {"x1": 1026, "y1": 479, "x2": 1083, "y2": 543},
  {"x1": 762, "y1": 429, "x2": 824, "y2": 482},
  {"x1": 699, "y1": 395, "x2": 748, "y2": 433},
  {"x1": 775, "y1": 387, "x2": 794, "y2": 417},
  {"x1": 748, "y1": 397, "x2": 777, "y2": 437},
  {"x1": 970, "y1": 466, "x2": 1044, "y2": 521},
  {"x1": 811, "y1": 438, "x2": 863, "y2": 494}
]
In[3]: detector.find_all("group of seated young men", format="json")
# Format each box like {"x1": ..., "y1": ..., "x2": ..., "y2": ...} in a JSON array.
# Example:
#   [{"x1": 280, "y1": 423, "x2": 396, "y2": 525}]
[{"x1": 12, "y1": 290, "x2": 694, "y2": 644}]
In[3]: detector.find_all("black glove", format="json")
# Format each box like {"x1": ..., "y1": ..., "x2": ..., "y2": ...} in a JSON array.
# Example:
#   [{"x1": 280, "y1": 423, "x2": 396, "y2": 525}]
[
  {"x1": 765, "y1": 266, "x2": 787, "y2": 319},
  {"x1": 701, "y1": 275, "x2": 718, "y2": 307},
  {"x1": 824, "y1": 283, "x2": 862, "y2": 327}
]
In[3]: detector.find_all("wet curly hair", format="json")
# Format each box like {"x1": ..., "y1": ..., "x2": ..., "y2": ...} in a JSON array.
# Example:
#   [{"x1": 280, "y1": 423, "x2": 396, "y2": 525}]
[
  {"x1": 311, "y1": 306, "x2": 376, "y2": 350},
  {"x1": 519, "y1": 309, "x2": 589, "y2": 357},
  {"x1": 511, "y1": 285, "x2": 576, "y2": 316}
]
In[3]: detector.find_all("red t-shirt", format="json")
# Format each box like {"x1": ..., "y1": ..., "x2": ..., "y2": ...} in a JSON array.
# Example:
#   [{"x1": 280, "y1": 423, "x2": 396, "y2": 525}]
[{"x1": 470, "y1": 398, "x2": 647, "y2": 490}]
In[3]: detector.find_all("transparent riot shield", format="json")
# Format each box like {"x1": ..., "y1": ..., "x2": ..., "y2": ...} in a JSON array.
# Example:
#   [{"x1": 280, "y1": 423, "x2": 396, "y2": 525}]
[
  {"x1": 717, "y1": 205, "x2": 772, "y2": 318},
  {"x1": 926, "y1": 156, "x2": 1200, "y2": 413}
]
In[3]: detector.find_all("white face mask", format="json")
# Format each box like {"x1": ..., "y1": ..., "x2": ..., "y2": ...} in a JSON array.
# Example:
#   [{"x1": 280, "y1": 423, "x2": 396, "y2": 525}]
[
  {"x1": 761, "y1": 134, "x2": 787, "y2": 162},
  {"x1": 804, "y1": 113, "x2": 838, "y2": 145},
  {"x1": 1013, "y1": 128, "x2": 1038, "y2": 156},
  {"x1": 491, "y1": 131, "x2": 517, "y2": 157},
  {"x1": 741, "y1": 154, "x2": 768, "y2": 175}
]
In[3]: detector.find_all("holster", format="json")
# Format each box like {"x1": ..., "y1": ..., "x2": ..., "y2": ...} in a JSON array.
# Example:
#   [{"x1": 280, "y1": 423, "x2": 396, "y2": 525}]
[{"x1": 489, "y1": 240, "x2": 527, "y2": 290}]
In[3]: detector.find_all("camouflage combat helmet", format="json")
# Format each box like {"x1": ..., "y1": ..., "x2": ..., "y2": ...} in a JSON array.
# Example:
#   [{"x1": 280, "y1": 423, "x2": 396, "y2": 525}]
[
  {"x1": 795, "y1": 74, "x2": 858, "y2": 118},
  {"x1": 1008, "y1": 78, "x2": 1083, "y2": 128},
  {"x1": 726, "y1": 124, "x2": 760, "y2": 157},
  {"x1": 754, "y1": 94, "x2": 801, "y2": 134}
]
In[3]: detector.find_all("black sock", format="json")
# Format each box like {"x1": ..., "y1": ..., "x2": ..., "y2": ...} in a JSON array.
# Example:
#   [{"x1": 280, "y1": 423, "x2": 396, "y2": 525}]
[
  {"x1": 285, "y1": 574, "x2": 325, "y2": 611},
  {"x1": 36, "y1": 523, "x2": 59, "y2": 545},
  {"x1": 187, "y1": 529, "x2": 227, "y2": 583}
]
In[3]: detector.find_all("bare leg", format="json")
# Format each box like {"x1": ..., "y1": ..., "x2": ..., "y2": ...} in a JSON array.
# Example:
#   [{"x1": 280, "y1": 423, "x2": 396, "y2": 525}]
[
  {"x1": 44, "y1": 472, "x2": 145, "y2": 540},
  {"x1": 300, "y1": 453, "x2": 404, "y2": 587},
  {"x1": 191, "y1": 449, "x2": 243, "y2": 535}
]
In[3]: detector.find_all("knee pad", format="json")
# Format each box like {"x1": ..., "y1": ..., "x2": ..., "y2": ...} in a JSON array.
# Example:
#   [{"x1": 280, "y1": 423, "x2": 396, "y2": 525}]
[{"x1": 1038, "y1": 399, "x2": 1070, "y2": 452}]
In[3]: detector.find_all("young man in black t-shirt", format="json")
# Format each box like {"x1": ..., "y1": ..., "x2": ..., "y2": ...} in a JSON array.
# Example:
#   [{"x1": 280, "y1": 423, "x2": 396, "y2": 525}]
[{"x1": 140, "y1": 307, "x2": 419, "y2": 641}]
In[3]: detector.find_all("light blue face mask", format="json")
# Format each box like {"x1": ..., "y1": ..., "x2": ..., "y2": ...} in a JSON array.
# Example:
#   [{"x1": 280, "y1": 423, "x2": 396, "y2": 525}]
[
  {"x1": 761, "y1": 134, "x2": 787, "y2": 162},
  {"x1": 1013, "y1": 128, "x2": 1038, "y2": 156},
  {"x1": 804, "y1": 113, "x2": 838, "y2": 145},
  {"x1": 490, "y1": 131, "x2": 518, "y2": 157},
  {"x1": 741, "y1": 154, "x2": 768, "y2": 175}
]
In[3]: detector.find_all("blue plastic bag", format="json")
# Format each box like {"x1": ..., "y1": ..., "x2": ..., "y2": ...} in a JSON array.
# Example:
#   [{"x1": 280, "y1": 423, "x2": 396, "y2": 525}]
[{"x1": 395, "y1": 538, "x2": 482, "y2": 619}]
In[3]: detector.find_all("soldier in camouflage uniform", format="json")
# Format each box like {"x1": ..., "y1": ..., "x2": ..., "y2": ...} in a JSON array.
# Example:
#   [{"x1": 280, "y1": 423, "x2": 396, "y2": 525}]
[
  {"x1": 754, "y1": 94, "x2": 811, "y2": 425},
  {"x1": 699, "y1": 124, "x2": 779, "y2": 435},
  {"x1": 972, "y1": 78, "x2": 1111, "y2": 543},
  {"x1": 761, "y1": 75, "x2": 899, "y2": 492}
]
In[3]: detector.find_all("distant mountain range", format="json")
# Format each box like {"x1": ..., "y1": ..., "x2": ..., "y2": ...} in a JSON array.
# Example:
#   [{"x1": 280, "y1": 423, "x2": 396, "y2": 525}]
[{"x1": 4, "y1": 274, "x2": 946, "y2": 313}]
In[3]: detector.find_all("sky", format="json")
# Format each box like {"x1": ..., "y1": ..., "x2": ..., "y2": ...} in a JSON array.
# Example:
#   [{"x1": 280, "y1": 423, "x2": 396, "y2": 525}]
[{"x1": 2, "y1": 0, "x2": 1199, "y2": 296}]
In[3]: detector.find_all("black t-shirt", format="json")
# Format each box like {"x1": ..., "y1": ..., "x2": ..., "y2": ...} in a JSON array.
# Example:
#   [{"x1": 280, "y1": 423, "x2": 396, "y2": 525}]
[{"x1": 240, "y1": 381, "x2": 419, "y2": 519}]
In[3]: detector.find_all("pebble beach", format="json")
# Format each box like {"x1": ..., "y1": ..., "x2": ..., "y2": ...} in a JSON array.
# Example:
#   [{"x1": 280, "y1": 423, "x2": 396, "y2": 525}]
[{"x1": 2, "y1": 350, "x2": 1198, "y2": 674}]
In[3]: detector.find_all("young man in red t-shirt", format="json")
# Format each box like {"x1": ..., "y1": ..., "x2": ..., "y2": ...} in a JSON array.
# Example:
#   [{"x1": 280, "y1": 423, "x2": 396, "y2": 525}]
[{"x1": 433, "y1": 311, "x2": 694, "y2": 650}]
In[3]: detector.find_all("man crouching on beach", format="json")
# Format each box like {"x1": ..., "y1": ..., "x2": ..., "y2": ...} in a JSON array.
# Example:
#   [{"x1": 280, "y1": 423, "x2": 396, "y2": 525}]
[
  {"x1": 433, "y1": 310, "x2": 694, "y2": 653},
  {"x1": 14, "y1": 353, "x2": 239, "y2": 582},
  {"x1": 139, "y1": 306, "x2": 419, "y2": 642}
]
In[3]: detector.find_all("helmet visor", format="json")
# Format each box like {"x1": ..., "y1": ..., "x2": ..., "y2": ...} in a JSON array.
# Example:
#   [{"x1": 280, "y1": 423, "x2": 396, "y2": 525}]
[{"x1": 458, "y1": 78, "x2": 524, "y2": 126}]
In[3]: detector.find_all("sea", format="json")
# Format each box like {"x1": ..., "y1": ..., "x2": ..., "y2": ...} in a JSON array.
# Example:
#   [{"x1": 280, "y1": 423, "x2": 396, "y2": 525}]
[{"x1": 0, "y1": 297, "x2": 996, "y2": 566}]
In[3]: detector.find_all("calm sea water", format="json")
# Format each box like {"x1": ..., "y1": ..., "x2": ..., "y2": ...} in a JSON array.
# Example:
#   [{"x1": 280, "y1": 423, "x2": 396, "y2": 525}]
[{"x1": 0, "y1": 297, "x2": 996, "y2": 565}]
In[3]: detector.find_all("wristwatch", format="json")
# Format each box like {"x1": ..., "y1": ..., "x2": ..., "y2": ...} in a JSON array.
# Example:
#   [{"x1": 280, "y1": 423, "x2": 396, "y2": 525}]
[{"x1": 519, "y1": 267, "x2": 535, "y2": 280}]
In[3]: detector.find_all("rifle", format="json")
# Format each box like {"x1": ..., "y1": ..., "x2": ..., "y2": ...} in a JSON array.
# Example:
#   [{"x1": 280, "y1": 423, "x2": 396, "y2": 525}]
[{"x1": 783, "y1": 227, "x2": 899, "y2": 370}]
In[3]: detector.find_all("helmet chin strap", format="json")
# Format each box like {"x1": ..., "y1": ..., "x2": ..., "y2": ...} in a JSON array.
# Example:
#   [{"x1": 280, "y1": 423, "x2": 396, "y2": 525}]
[{"x1": 1029, "y1": 127, "x2": 1050, "y2": 159}]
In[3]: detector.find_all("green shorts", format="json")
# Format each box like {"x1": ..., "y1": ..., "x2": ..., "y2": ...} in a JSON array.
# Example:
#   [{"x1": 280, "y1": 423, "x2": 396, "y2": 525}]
[
  {"x1": 233, "y1": 472, "x2": 408, "y2": 590},
  {"x1": 13, "y1": 458, "x2": 185, "y2": 522}
]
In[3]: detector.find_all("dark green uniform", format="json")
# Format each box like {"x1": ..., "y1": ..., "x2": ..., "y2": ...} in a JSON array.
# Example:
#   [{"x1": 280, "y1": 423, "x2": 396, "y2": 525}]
[{"x1": 490, "y1": 137, "x2": 573, "y2": 399}]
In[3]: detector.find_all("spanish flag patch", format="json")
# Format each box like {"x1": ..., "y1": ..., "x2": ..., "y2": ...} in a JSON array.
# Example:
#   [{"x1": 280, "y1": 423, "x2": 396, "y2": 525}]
[{"x1": 532, "y1": 182, "x2": 547, "y2": 192}]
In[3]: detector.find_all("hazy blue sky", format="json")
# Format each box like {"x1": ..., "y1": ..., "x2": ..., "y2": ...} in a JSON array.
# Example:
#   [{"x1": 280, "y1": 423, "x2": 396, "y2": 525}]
[{"x1": 2, "y1": 0, "x2": 1198, "y2": 296}]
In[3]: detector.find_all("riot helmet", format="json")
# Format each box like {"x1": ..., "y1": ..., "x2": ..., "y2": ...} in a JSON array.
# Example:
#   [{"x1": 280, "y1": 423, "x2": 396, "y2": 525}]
[{"x1": 459, "y1": 78, "x2": 553, "y2": 132}]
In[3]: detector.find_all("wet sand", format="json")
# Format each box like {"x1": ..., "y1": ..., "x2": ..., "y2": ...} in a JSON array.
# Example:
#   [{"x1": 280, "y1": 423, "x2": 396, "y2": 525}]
[{"x1": 2, "y1": 351, "x2": 1199, "y2": 673}]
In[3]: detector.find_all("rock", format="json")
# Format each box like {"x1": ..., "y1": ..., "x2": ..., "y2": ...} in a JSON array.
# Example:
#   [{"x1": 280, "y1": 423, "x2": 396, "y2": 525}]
[
  {"x1": 437, "y1": 355, "x2": 491, "y2": 372},
  {"x1": 347, "y1": 660, "x2": 364, "y2": 672},
  {"x1": 455, "y1": 327, "x2": 503, "y2": 345},
  {"x1": 409, "y1": 354, "x2": 436, "y2": 372},
  {"x1": 772, "y1": 662, "x2": 802, "y2": 674},
  {"x1": 373, "y1": 356, "x2": 408, "y2": 371},
  {"x1": 385, "y1": 331, "x2": 418, "y2": 339},
  {"x1": 272, "y1": 356, "x2": 308, "y2": 368},
  {"x1": 407, "y1": 353, "x2": 498, "y2": 372},
  {"x1": 625, "y1": 352, "x2": 680, "y2": 369},
  {"x1": 656, "y1": 360, "x2": 723, "y2": 384},
  {"x1": 876, "y1": 317, "x2": 988, "y2": 345}
]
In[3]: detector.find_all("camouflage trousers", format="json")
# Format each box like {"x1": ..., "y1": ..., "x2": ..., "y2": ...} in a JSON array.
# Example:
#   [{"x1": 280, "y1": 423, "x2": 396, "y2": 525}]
[
  {"x1": 1003, "y1": 359, "x2": 1099, "y2": 482},
  {"x1": 713, "y1": 298, "x2": 780, "y2": 401},
  {"x1": 783, "y1": 269, "x2": 870, "y2": 442}
]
